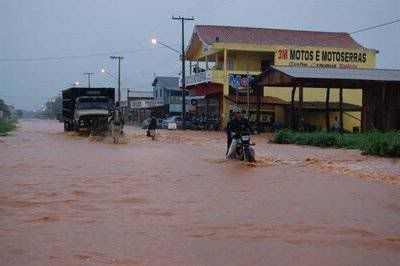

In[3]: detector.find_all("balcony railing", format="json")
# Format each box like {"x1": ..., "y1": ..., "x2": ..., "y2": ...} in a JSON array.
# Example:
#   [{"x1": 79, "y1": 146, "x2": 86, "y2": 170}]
[{"x1": 186, "y1": 70, "x2": 212, "y2": 86}]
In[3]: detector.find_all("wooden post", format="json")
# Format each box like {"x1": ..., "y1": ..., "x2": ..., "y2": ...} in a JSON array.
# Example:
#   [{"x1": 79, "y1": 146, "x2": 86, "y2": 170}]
[
  {"x1": 290, "y1": 87, "x2": 296, "y2": 130},
  {"x1": 189, "y1": 61, "x2": 192, "y2": 75},
  {"x1": 206, "y1": 97, "x2": 210, "y2": 129},
  {"x1": 205, "y1": 55, "x2": 208, "y2": 70},
  {"x1": 256, "y1": 85, "x2": 262, "y2": 133},
  {"x1": 298, "y1": 85, "x2": 303, "y2": 131},
  {"x1": 339, "y1": 88, "x2": 344, "y2": 133},
  {"x1": 325, "y1": 88, "x2": 330, "y2": 132},
  {"x1": 223, "y1": 49, "x2": 227, "y2": 74},
  {"x1": 361, "y1": 88, "x2": 365, "y2": 133}
]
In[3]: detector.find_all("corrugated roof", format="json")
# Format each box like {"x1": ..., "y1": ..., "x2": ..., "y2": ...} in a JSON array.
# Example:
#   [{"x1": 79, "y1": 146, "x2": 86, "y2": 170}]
[
  {"x1": 274, "y1": 66, "x2": 400, "y2": 82},
  {"x1": 225, "y1": 95, "x2": 286, "y2": 105},
  {"x1": 152, "y1": 76, "x2": 179, "y2": 90},
  {"x1": 195, "y1": 25, "x2": 366, "y2": 49},
  {"x1": 127, "y1": 91, "x2": 153, "y2": 98}
]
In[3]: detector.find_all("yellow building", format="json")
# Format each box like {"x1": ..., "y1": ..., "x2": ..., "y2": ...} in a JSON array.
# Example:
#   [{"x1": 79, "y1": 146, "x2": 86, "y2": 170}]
[{"x1": 185, "y1": 25, "x2": 377, "y2": 131}]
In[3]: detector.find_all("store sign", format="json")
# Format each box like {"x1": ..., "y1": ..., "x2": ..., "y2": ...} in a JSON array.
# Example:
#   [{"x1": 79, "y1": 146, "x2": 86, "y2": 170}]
[
  {"x1": 186, "y1": 70, "x2": 212, "y2": 86},
  {"x1": 228, "y1": 74, "x2": 257, "y2": 96},
  {"x1": 275, "y1": 46, "x2": 375, "y2": 69}
]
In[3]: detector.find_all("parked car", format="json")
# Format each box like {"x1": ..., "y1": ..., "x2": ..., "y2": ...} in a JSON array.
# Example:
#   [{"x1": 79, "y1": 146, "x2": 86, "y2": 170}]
[
  {"x1": 162, "y1": 116, "x2": 193, "y2": 129},
  {"x1": 161, "y1": 116, "x2": 179, "y2": 129}
]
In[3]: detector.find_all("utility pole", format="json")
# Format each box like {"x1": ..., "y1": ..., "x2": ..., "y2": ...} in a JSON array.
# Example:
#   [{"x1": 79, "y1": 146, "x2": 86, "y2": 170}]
[
  {"x1": 172, "y1": 15, "x2": 194, "y2": 130},
  {"x1": 110, "y1": 56, "x2": 124, "y2": 106},
  {"x1": 83, "y1": 72, "x2": 94, "y2": 88}
]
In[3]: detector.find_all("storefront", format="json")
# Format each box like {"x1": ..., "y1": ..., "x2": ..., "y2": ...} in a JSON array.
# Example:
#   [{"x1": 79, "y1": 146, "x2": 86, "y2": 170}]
[{"x1": 185, "y1": 25, "x2": 377, "y2": 131}]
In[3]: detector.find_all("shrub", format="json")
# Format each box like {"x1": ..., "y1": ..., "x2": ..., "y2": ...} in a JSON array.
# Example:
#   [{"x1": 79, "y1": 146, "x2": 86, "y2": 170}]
[
  {"x1": 273, "y1": 130, "x2": 400, "y2": 157},
  {"x1": 0, "y1": 120, "x2": 16, "y2": 135}
]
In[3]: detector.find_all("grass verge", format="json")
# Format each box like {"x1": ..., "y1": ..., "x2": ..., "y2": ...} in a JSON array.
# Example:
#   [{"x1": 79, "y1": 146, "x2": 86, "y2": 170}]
[
  {"x1": 273, "y1": 130, "x2": 400, "y2": 157},
  {"x1": 0, "y1": 120, "x2": 17, "y2": 136}
]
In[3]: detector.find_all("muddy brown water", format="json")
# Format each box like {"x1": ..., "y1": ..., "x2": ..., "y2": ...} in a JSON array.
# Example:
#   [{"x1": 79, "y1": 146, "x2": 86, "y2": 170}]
[{"x1": 0, "y1": 119, "x2": 399, "y2": 265}]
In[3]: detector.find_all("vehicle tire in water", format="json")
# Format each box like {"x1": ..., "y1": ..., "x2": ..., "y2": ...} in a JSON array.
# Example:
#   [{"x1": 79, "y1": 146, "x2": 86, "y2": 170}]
[
  {"x1": 64, "y1": 122, "x2": 71, "y2": 132},
  {"x1": 244, "y1": 148, "x2": 255, "y2": 162}
]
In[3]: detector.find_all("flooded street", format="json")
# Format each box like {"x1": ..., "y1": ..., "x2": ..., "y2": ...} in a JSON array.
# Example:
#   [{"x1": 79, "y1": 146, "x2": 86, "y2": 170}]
[{"x1": 0, "y1": 119, "x2": 399, "y2": 265}]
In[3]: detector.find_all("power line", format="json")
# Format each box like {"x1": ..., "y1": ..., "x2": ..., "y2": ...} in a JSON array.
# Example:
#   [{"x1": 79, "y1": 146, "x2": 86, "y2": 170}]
[
  {"x1": 293, "y1": 17, "x2": 400, "y2": 49},
  {"x1": 0, "y1": 47, "x2": 164, "y2": 62}
]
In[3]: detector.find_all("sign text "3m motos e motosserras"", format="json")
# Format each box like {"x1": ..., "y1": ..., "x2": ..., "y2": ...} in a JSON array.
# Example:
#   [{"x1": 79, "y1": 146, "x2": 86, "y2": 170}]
[{"x1": 275, "y1": 47, "x2": 375, "y2": 68}]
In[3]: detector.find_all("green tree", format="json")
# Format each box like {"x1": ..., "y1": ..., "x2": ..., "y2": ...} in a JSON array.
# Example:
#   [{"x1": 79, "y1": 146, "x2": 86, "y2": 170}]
[{"x1": 0, "y1": 98, "x2": 11, "y2": 119}]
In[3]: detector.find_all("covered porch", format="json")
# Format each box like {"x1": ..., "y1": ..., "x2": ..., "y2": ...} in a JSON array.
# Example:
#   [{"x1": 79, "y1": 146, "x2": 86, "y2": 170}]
[{"x1": 255, "y1": 66, "x2": 400, "y2": 132}]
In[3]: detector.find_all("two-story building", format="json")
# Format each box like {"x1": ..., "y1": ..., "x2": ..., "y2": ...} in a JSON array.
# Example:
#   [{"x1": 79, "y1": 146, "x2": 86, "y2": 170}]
[
  {"x1": 185, "y1": 25, "x2": 377, "y2": 131},
  {"x1": 152, "y1": 76, "x2": 183, "y2": 114}
]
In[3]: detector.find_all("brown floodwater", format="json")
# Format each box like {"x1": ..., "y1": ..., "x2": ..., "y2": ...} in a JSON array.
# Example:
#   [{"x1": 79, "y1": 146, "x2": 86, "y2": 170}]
[{"x1": 0, "y1": 119, "x2": 399, "y2": 266}]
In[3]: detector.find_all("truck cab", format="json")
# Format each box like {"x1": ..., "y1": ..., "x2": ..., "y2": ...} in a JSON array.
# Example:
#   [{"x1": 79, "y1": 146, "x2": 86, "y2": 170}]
[
  {"x1": 62, "y1": 87, "x2": 115, "y2": 134},
  {"x1": 73, "y1": 96, "x2": 113, "y2": 131}
]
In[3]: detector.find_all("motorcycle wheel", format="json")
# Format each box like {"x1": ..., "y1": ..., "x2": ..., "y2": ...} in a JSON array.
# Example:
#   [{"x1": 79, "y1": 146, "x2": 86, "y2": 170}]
[{"x1": 244, "y1": 148, "x2": 255, "y2": 162}]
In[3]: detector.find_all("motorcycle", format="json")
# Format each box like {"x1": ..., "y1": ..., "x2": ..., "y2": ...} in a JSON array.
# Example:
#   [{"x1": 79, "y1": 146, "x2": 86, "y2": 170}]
[{"x1": 231, "y1": 131, "x2": 256, "y2": 162}]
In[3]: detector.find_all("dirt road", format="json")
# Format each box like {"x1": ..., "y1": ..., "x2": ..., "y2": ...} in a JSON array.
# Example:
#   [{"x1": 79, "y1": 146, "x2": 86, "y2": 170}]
[{"x1": 0, "y1": 120, "x2": 399, "y2": 265}]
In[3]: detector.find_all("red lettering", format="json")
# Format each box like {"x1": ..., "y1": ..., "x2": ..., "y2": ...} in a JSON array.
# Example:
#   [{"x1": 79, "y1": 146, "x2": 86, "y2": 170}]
[{"x1": 278, "y1": 49, "x2": 288, "y2": 60}]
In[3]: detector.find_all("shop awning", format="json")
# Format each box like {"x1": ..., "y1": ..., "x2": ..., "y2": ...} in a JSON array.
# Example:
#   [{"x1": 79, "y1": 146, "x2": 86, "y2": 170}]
[
  {"x1": 187, "y1": 95, "x2": 206, "y2": 100},
  {"x1": 225, "y1": 95, "x2": 286, "y2": 105}
]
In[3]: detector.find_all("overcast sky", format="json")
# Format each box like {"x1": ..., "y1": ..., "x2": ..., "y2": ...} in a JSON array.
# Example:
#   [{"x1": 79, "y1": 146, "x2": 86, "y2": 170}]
[{"x1": 1, "y1": 0, "x2": 399, "y2": 110}]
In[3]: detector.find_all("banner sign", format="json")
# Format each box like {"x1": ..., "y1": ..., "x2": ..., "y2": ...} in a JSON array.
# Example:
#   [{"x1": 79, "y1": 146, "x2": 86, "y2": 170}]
[
  {"x1": 228, "y1": 74, "x2": 257, "y2": 96},
  {"x1": 186, "y1": 70, "x2": 212, "y2": 86},
  {"x1": 275, "y1": 46, "x2": 375, "y2": 69}
]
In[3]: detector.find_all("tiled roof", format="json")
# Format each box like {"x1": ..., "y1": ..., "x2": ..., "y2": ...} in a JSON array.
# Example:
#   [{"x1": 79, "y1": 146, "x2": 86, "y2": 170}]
[{"x1": 195, "y1": 25, "x2": 365, "y2": 49}]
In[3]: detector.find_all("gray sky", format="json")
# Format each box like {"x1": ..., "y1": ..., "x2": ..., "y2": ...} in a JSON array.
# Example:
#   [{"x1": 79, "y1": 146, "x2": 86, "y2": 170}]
[{"x1": 1, "y1": 0, "x2": 399, "y2": 110}]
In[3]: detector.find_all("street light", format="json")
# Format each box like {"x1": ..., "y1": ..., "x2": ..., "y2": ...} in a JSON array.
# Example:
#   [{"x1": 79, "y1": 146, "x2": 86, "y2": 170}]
[
  {"x1": 100, "y1": 68, "x2": 118, "y2": 80},
  {"x1": 109, "y1": 56, "x2": 124, "y2": 105},
  {"x1": 150, "y1": 38, "x2": 180, "y2": 54},
  {"x1": 83, "y1": 72, "x2": 94, "y2": 88}
]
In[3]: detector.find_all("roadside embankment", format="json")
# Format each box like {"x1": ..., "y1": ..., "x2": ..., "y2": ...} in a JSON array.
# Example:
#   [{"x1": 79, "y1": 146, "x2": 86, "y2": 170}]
[{"x1": 273, "y1": 130, "x2": 400, "y2": 157}]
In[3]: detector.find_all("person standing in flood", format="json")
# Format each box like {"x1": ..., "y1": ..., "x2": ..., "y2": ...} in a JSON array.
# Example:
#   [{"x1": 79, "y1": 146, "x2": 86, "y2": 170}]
[{"x1": 147, "y1": 114, "x2": 157, "y2": 140}]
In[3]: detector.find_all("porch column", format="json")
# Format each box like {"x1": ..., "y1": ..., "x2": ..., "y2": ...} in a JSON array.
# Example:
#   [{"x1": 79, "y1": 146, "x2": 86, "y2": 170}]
[
  {"x1": 205, "y1": 55, "x2": 209, "y2": 70},
  {"x1": 290, "y1": 87, "x2": 296, "y2": 130},
  {"x1": 256, "y1": 85, "x2": 262, "y2": 133},
  {"x1": 339, "y1": 88, "x2": 344, "y2": 133},
  {"x1": 325, "y1": 88, "x2": 330, "y2": 132},
  {"x1": 206, "y1": 96, "x2": 210, "y2": 129},
  {"x1": 222, "y1": 49, "x2": 229, "y2": 127},
  {"x1": 361, "y1": 88, "x2": 365, "y2": 133},
  {"x1": 189, "y1": 61, "x2": 192, "y2": 75},
  {"x1": 298, "y1": 85, "x2": 304, "y2": 131},
  {"x1": 223, "y1": 49, "x2": 227, "y2": 76},
  {"x1": 215, "y1": 53, "x2": 219, "y2": 69}
]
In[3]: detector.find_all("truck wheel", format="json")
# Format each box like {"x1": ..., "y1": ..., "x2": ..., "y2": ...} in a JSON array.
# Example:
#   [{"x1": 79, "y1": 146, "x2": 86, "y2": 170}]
[{"x1": 64, "y1": 122, "x2": 70, "y2": 132}]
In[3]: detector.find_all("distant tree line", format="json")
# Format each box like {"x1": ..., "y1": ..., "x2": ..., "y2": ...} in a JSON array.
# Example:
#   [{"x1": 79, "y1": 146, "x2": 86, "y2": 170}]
[
  {"x1": 0, "y1": 98, "x2": 11, "y2": 119},
  {"x1": 37, "y1": 96, "x2": 62, "y2": 119}
]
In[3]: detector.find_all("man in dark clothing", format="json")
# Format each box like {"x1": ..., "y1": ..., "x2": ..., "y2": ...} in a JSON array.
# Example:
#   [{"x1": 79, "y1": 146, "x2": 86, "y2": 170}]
[
  {"x1": 147, "y1": 115, "x2": 157, "y2": 140},
  {"x1": 226, "y1": 108, "x2": 253, "y2": 159}
]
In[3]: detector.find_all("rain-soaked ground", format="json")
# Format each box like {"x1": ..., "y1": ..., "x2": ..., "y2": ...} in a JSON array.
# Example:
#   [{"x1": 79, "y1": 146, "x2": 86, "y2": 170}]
[{"x1": 0, "y1": 119, "x2": 399, "y2": 266}]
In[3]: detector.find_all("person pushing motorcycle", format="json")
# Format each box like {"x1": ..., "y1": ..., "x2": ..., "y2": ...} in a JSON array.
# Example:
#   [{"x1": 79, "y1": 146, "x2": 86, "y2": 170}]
[{"x1": 226, "y1": 107, "x2": 254, "y2": 159}]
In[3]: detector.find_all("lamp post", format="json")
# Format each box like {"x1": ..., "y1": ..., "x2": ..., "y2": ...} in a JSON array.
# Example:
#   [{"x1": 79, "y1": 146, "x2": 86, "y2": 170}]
[
  {"x1": 101, "y1": 68, "x2": 118, "y2": 80},
  {"x1": 109, "y1": 56, "x2": 124, "y2": 106},
  {"x1": 172, "y1": 16, "x2": 194, "y2": 130},
  {"x1": 151, "y1": 39, "x2": 180, "y2": 54},
  {"x1": 83, "y1": 72, "x2": 94, "y2": 88}
]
